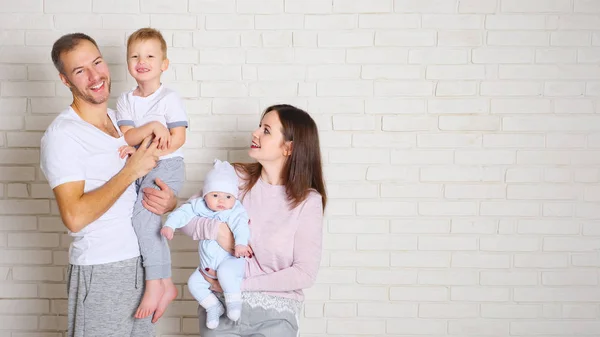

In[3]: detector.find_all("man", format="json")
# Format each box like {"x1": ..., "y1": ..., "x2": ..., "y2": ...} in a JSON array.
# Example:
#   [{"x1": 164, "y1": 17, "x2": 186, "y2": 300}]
[{"x1": 40, "y1": 33, "x2": 178, "y2": 337}]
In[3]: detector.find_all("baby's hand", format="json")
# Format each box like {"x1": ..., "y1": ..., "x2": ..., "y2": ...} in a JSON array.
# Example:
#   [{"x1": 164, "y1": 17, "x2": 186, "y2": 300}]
[
  {"x1": 118, "y1": 145, "x2": 135, "y2": 159},
  {"x1": 160, "y1": 226, "x2": 174, "y2": 240},
  {"x1": 234, "y1": 245, "x2": 251, "y2": 258}
]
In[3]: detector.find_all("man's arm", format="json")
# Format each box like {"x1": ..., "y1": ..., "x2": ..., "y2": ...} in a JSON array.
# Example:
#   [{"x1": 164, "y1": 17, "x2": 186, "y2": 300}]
[{"x1": 54, "y1": 137, "x2": 159, "y2": 233}]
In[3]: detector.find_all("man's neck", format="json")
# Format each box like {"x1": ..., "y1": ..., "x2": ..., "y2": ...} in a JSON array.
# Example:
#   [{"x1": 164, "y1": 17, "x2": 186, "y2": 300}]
[
  {"x1": 135, "y1": 80, "x2": 161, "y2": 97},
  {"x1": 71, "y1": 97, "x2": 108, "y2": 128}
]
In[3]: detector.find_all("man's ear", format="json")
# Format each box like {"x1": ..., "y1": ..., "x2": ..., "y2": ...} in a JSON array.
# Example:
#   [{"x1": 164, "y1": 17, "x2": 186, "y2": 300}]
[{"x1": 59, "y1": 73, "x2": 71, "y2": 88}]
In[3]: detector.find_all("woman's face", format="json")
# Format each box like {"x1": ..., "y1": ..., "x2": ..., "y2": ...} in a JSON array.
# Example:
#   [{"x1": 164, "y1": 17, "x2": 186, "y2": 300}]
[{"x1": 248, "y1": 110, "x2": 290, "y2": 163}]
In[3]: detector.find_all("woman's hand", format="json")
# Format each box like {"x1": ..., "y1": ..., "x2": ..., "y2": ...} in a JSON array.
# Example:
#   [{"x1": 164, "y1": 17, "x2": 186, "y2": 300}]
[
  {"x1": 201, "y1": 270, "x2": 223, "y2": 293},
  {"x1": 217, "y1": 222, "x2": 235, "y2": 254}
]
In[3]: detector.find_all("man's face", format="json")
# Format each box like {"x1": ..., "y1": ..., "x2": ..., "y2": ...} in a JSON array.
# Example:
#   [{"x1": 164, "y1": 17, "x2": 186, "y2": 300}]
[{"x1": 59, "y1": 40, "x2": 111, "y2": 105}]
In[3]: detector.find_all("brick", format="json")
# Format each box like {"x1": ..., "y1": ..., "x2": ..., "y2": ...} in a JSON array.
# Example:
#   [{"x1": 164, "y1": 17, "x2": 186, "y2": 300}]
[
  {"x1": 333, "y1": 0, "x2": 392, "y2": 13},
  {"x1": 423, "y1": 14, "x2": 483, "y2": 29},
  {"x1": 55, "y1": 14, "x2": 102, "y2": 29},
  {"x1": 552, "y1": 32, "x2": 592, "y2": 46},
  {"x1": 367, "y1": 99, "x2": 426, "y2": 114},
  {"x1": 482, "y1": 82, "x2": 541, "y2": 97},
  {"x1": 429, "y1": 98, "x2": 489, "y2": 114},
  {"x1": 92, "y1": 0, "x2": 139, "y2": 12},
  {"x1": 473, "y1": 48, "x2": 534, "y2": 63},
  {"x1": 459, "y1": 0, "x2": 497, "y2": 13},
  {"x1": 451, "y1": 287, "x2": 509, "y2": 301},
  {"x1": 0, "y1": 316, "x2": 38, "y2": 330},
  {"x1": 296, "y1": 48, "x2": 345, "y2": 64},
  {"x1": 387, "y1": 318, "x2": 447, "y2": 334},
  {"x1": 555, "y1": 98, "x2": 594, "y2": 114},
  {"x1": 327, "y1": 319, "x2": 386, "y2": 335},
  {"x1": 543, "y1": 202, "x2": 573, "y2": 217},
  {"x1": 452, "y1": 253, "x2": 510, "y2": 268},
  {"x1": 12, "y1": 267, "x2": 63, "y2": 281},
  {"x1": 419, "y1": 303, "x2": 478, "y2": 318},
  {"x1": 308, "y1": 98, "x2": 364, "y2": 114},
  {"x1": 481, "y1": 304, "x2": 539, "y2": 318},
  {"x1": 359, "y1": 14, "x2": 419, "y2": 28},
  {"x1": 559, "y1": 15, "x2": 600, "y2": 29},
  {"x1": 435, "y1": 81, "x2": 478, "y2": 96},
  {"x1": 0, "y1": 0, "x2": 42, "y2": 11},
  {"x1": 421, "y1": 166, "x2": 503, "y2": 182},
  {"x1": 237, "y1": 0, "x2": 283, "y2": 13},
  {"x1": 392, "y1": 252, "x2": 450, "y2": 268},
  {"x1": 391, "y1": 287, "x2": 448, "y2": 301},
  {"x1": 544, "y1": 81, "x2": 585, "y2": 96},
  {"x1": 330, "y1": 286, "x2": 388, "y2": 300},
  {"x1": 487, "y1": 31, "x2": 549, "y2": 46},
  {"x1": 359, "y1": 303, "x2": 417, "y2": 317},
  {"x1": 444, "y1": 184, "x2": 505, "y2": 199},
  {"x1": 500, "y1": 65, "x2": 600, "y2": 79},
  {"x1": 284, "y1": 0, "x2": 332, "y2": 13},
  {"x1": 382, "y1": 184, "x2": 442, "y2": 198},
  {"x1": 307, "y1": 65, "x2": 359, "y2": 80},
  {"x1": 419, "y1": 271, "x2": 478, "y2": 285},
  {"x1": 544, "y1": 237, "x2": 600, "y2": 252},
  {"x1": 357, "y1": 235, "x2": 416, "y2": 251},
  {"x1": 363, "y1": 65, "x2": 421, "y2": 79},
  {"x1": 305, "y1": 14, "x2": 355, "y2": 29},
  {"x1": 563, "y1": 304, "x2": 599, "y2": 318},
  {"x1": 330, "y1": 149, "x2": 388, "y2": 164},
  {"x1": 519, "y1": 220, "x2": 580, "y2": 234},
  {"x1": 0, "y1": 284, "x2": 37, "y2": 298},
  {"x1": 0, "y1": 300, "x2": 49, "y2": 314},
  {"x1": 254, "y1": 14, "x2": 304, "y2": 30},
  {"x1": 366, "y1": 166, "x2": 419, "y2": 181},
  {"x1": 483, "y1": 134, "x2": 544, "y2": 148},
  {"x1": 332, "y1": 116, "x2": 376, "y2": 130},
  {"x1": 45, "y1": 0, "x2": 91, "y2": 12},
  {"x1": 542, "y1": 271, "x2": 598, "y2": 285},
  {"x1": 438, "y1": 30, "x2": 483, "y2": 46},
  {"x1": 508, "y1": 185, "x2": 579, "y2": 200},
  {"x1": 536, "y1": 48, "x2": 578, "y2": 63},
  {"x1": 427, "y1": 65, "x2": 485, "y2": 79},
  {"x1": 512, "y1": 321, "x2": 600, "y2": 335},
  {"x1": 504, "y1": 116, "x2": 600, "y2": 132},
  {"x1": 482, "y1": 271, "x2": 538, "y2": 286},
  {"x1": 486, "y1": 14, "x2": 547, "y2": 29},
  {"x1": 375, "y1": 31, "x2": 436, "y2": 46},
  {"x1": 324, "y1": 303, "x2": 355, "y2": 317},
  {"x1": 394, "y1": 0, "x2": 458, "y2": 13},
  {"x1": 449, "y1": 320, "x2": 509, "y2": 335},
  {"x1": 2, "y1": 82, "x2": 54, "y2": 97},
  {"x1": 0, "y1": 14, "x2": 53, "y2": 29},
  {"x1": 501, "y1": 0, "x2": 571, "y2": 12},
  {"x1": 375, "y1": 81, "x2": 433, "y2": 96},
  {"x1": 454, "y1": 150, "x2": 514, "y2": 165},
  {"x1": 357, "y1": 270, "x2": 417, "y2": 285},
  {"x1": 451, "y1": 219, "x2": 497, "y2": 234},
  {"x1": 357, "y1": 201, "x2": 416, "y2": 216},
  {"x1": 544, "y1": 167, "x2": 572, "y2": 182},
  {"x1": 330, "y1": 252, "x2": 389, "y2": 267}
]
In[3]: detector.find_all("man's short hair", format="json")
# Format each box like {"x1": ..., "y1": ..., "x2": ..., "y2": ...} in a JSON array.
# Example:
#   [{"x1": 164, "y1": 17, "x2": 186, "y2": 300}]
[
  {"x1": 127, "y1": 27, "x2": 168, "y2": 58},
  {"x1": 51, "y1": 33, "x2": 99, "y2": 74}
]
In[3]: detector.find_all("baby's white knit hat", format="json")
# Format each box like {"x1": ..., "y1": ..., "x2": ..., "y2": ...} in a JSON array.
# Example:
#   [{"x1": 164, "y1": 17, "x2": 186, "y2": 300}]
[{"x1": 202, "y1": 159, "x2": 238, "y2": 198}]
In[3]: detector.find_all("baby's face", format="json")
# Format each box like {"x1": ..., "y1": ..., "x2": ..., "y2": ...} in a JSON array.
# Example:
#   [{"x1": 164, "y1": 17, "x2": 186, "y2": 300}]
[{"x1": 204, "y1": 191, "x2": 236, "y2": 211}]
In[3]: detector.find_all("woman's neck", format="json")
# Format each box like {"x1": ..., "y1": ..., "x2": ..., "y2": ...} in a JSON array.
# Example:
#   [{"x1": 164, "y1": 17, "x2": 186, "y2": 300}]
[{"x1": 260, "y1": 161, "x2": 285, "y2": 186}]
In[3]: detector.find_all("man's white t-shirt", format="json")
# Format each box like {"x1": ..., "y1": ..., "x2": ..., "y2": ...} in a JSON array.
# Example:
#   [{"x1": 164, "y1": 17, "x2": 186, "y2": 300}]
[
  {"x1": 40, "y1": 107, "x2": 140, "y2": 265},
  {"x1": 116, "y1": 84, "x2": 188, "y2": 161}
]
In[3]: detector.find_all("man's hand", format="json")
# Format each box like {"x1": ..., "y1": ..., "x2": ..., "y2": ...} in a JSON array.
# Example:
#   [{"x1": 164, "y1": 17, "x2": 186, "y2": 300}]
[
  {"x1": 142, "y1": 178, "x2": 177, "y2": 215},
  {"x1": 123, "y1": 136, "x2": 159, "y2": 179}
]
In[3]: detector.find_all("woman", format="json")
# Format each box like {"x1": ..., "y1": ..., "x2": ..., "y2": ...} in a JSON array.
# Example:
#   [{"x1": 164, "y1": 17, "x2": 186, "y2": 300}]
[{"x1": 180, "y1": 104, "x2": 327, "y2": 336}]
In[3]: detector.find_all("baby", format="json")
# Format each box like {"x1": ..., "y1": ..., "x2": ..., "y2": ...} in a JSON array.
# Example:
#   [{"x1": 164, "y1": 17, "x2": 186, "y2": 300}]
[
  {"x1": 116, "y1": 27, "x2": 187, "y2": 321},
  {"x1": 162, "y1": 159, "x2": 251, "y2": 329}
]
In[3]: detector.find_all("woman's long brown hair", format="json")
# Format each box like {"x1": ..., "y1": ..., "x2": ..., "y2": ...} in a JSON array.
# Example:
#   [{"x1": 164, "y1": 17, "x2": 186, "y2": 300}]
[{"x1": 233, "y1": 104, "x2": 327, "y2": 212}]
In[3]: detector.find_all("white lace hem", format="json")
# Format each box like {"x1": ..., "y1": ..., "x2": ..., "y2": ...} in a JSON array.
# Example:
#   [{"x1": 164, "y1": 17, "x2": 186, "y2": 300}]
[{"x1": 217, "y1": 292, "x2": 301, "y2": 315}]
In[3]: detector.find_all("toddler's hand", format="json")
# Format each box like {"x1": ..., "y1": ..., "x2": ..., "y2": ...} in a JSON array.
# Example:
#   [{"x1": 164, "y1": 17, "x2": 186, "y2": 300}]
[
  {"x1": 234, "y1": 244, "x2": 251, "y2": 258},
  {"x1": 153, "y1": 124, "x2": 171, "y2": 150},
  {"x1": 118, "y1": 145, "x2": 135, "y2": 159},
  {"x1": 160, "y1": 226, "x2": 174, "y2": 240}
]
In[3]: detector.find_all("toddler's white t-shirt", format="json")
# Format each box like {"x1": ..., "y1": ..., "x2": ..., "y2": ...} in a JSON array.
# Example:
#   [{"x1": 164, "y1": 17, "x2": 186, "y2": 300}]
[{"x1": 116, "y1": 85, "x2": 188, "y2": 161}]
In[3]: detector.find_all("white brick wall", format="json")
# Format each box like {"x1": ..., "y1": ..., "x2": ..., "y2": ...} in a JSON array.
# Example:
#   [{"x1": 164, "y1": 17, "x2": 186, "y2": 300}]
[{"x1": 1, "y1": 0, "x2": 599, "y2": 336}]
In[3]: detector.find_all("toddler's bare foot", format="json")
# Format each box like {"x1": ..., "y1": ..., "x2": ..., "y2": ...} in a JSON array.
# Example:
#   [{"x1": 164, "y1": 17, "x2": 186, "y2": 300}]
[
  {"x1": 135, "y1": 279, "x2": 163, "y2": 319},
  {"x1": 152, "y1": 278, "x2": 178, "y2": 323}
]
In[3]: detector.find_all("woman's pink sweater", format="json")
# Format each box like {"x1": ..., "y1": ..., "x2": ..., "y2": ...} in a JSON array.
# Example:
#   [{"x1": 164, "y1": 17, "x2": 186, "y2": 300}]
[{"x1": 180, "y1": 176, "x2": 324, "y2": 302}]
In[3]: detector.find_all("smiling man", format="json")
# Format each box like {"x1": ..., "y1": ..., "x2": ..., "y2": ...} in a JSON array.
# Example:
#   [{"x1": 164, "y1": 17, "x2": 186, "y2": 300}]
[{"x1": 40, "y1": 33, "x2": 178, "y2": 337}]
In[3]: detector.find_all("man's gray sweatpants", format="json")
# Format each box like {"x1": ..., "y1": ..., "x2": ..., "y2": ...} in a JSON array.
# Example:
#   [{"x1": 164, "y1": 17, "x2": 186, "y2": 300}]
[
  {"x1": 67, "y1": 257, "x2": 154, "y2": 337},
  {"x1": 133, "y1": 157, "x2": 184, "y2": 280}
]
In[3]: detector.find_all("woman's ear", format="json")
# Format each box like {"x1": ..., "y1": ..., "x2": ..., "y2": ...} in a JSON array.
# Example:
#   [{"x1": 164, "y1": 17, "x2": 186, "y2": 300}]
[{"x1": 283, "y1": 141, "x2": 293, "y2": 156}]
